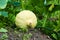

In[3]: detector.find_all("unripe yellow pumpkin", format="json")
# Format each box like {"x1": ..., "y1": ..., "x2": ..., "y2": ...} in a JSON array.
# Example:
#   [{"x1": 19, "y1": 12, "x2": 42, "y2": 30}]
[{"x1": 15, "y1": 10, "x2": 37, "y2": 29}]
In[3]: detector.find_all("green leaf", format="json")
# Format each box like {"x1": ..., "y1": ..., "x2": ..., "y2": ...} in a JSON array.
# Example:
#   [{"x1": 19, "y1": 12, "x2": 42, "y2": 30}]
[
  {"x1": 0, "y1": 11, "x2": 8, "y2": 17},
  {"x1": 51, "y1": 33, "x2": 57, "y2": 40},
  {"x1": 48, "y1": 4, "x2": 54, "y2": 11},
  {"x1": 0, "y1": 0, "x2": 8, "y2": 9},
  {"x1": 0, "y1": 28, "x2": 8, "y2": 32}
]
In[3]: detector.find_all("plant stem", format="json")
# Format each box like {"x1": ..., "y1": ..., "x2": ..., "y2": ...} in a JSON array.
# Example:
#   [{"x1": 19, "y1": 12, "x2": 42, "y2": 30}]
[{"x1": 21, "y1": 0, "x2": 25, "y2": 10}]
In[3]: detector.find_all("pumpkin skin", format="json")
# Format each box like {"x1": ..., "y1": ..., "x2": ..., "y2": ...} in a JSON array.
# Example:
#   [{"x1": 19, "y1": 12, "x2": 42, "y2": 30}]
[{"x1": 15, "y1": 10, "x2": 37, "y2": 29}]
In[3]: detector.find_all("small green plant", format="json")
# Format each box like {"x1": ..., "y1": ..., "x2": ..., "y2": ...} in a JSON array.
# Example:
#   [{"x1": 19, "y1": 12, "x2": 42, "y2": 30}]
[
  {"x1": 0, "y1": 33, "x2": 8, "y2": 40},
  {"x1": 23, "y1": 33, "x2": 32, "y2": 40},
  {"x1": 0, "y1": 28, "x2": 8, "y2": 40}
]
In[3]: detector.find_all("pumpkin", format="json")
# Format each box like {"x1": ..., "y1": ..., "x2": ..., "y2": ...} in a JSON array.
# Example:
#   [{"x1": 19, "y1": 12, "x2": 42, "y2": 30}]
[{"x1": 15, "y1": 10, "x2": 37, "y2": 29}]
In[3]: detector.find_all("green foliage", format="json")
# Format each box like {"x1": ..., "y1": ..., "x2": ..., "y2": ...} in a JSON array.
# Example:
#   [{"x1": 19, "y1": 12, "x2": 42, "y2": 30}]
[
  {"x1": 0, "y1": 0, "x2": 60, "y2": 40},
  {"x1": 46, "y1": 0, "x2": 60, "y2": 5}
]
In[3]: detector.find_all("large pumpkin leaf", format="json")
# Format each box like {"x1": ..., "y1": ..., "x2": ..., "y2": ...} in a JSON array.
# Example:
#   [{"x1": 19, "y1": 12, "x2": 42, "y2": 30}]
[{"x1": 0, "y1": 0, "x2": 8, "y2": 9}]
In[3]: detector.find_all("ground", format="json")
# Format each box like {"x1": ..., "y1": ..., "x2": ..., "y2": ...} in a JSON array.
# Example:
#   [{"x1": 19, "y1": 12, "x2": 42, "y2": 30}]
[{"x1": 0, "y1": 27, "x2": 52, "y2": 40}]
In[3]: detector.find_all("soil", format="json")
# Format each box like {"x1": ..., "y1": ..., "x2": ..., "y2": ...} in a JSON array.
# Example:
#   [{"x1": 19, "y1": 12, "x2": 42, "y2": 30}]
[{"x1": 0, "y1": 27, "x2": 52, "y2": 40}]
